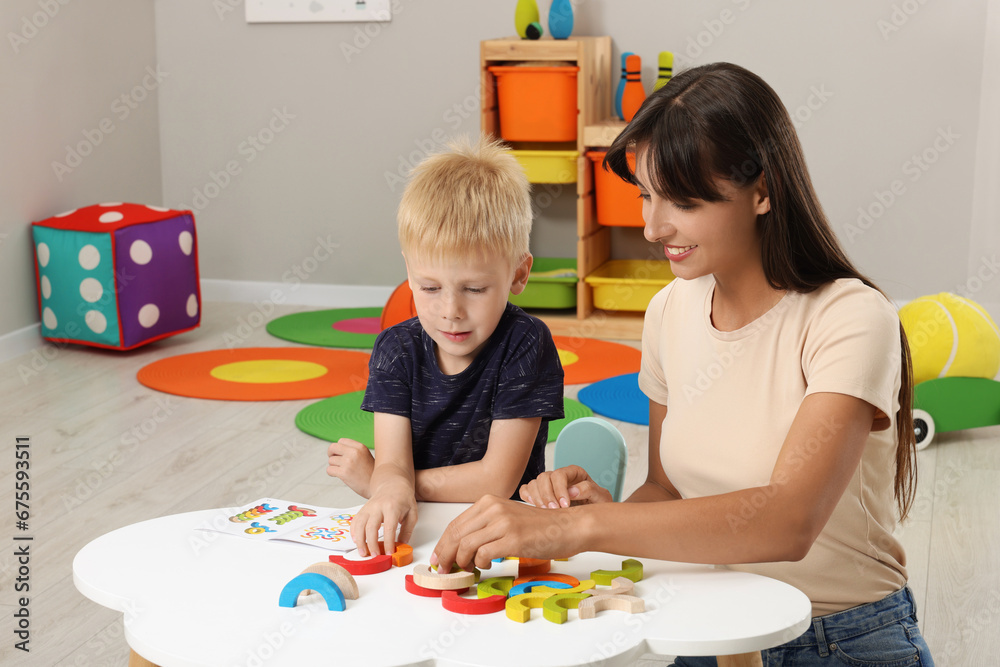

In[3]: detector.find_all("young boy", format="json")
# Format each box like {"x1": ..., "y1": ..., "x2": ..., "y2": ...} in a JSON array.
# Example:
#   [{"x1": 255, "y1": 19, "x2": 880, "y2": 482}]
[{"x1": 327, "y1": 136, "x2": 565, "y2": 557}]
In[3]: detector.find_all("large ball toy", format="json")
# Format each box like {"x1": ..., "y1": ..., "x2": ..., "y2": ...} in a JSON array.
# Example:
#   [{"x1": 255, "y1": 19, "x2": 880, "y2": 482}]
[{"x1": 899, "y1": 292, "x2": 1000, "y2": 384}]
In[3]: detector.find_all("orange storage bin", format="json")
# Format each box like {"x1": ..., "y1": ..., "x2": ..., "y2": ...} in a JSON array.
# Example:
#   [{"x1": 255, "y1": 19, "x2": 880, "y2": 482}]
[
  {"x1": 585, "y1": 150, "x2": 644, "y2": 227},
  {"x1": 488, "y1": 65, "x2": 579, "y2": 142}
]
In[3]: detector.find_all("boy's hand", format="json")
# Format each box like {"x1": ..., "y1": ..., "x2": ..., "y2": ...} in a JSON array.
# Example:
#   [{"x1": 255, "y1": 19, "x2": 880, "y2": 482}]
[
  {"x1": 351, "y1": 482, "x2": 417, "y2": 558},
  {"x1": 327, "y1": 438, "x2": 375, "y2": 498},
  {"x1": 519, "y1": 465, "x2": 613, "y2": 508}
]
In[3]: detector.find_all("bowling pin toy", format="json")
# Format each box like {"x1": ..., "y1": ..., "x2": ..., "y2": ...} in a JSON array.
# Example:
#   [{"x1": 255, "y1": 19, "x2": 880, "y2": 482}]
[
  {"x1": 614, "y1": 51, "x2": 634, "y2": 120},
  {"x1": 621, "y1": 54, "x2": 646, "y2": 122},
  {"x1": 548, "y1": 0, "x2": 574, "y2": 39},
  {"x1": 515, "y1": 0, "x2": 543, "y2": 40},
  {"x1": 653, "y1": 51, "x2": 674, "y2": 92}
]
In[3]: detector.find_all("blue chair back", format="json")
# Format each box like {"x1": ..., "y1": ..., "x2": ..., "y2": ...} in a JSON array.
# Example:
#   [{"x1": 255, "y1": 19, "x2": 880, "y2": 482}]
[{"x1": 553, "y1": 417, "x2": 627, "y2": 502}]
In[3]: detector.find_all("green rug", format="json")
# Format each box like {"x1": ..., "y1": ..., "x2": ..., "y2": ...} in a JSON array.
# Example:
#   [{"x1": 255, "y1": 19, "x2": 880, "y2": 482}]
[{"x1": 266, "y1": 307, "x2": 382, "y2": 349}]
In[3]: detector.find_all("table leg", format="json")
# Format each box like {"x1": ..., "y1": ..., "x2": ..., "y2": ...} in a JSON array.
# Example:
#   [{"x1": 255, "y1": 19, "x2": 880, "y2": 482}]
[
  {"x1": 128, "y1": 649, "x2": 161, "y2": 667},
  {"x1": 716, "y1": 652, "x2": 763, "y2": 667}
]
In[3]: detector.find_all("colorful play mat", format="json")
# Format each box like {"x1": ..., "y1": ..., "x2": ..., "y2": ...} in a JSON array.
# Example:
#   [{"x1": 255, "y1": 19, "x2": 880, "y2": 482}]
[
  {"x1": 553, "y1": 335, "x2": 642, "y2": 385},
  {"x1": 266, "y1": 307, "x2": 383, "y2": 349},
  {"x1": 137, "y1": 347, "x2": 370, "y2": 401},
  {"x1": 296, "y1": 392, "x2": 593, "y2": 448},
  {"x1": 577, "y1": 372, "x2": 648, "y2": 425}
]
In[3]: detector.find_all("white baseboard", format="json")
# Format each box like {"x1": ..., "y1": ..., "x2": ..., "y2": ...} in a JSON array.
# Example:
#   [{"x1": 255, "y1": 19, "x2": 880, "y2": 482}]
[
  {"x1": 0, "y1": 280, "x2": 396, "y2": 364},
  {"x1": 199, "y1": 279, "x2": 395, "y2": 309},
  {"x1": 0, "y1": 322, "x2": 43, "y2": 365}
]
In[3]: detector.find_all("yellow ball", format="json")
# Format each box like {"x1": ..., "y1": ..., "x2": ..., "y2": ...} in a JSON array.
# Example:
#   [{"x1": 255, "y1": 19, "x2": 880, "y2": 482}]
[{"x1": 899, "y1": 293, "x2": 1000, "y2": 384}]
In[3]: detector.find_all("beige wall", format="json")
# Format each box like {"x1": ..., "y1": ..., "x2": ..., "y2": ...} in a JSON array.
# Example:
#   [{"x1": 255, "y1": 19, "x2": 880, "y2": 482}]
[
  {"x1": 2, "y1": 0, "x2": 163, "y2": 338},
  {"x1": 4, "y1": 0, "x2": 996, "y2": 339}
]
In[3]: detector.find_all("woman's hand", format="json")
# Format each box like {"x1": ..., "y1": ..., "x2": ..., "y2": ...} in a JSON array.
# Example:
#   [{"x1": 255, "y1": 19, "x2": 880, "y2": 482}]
[
  {"x1": 327, "y1": 438, "x2": 375, "y2": 498},
  {"x1": 519, "y1": 465, "x2": 613, "y2": 508},
  {"x1": 431, "y1": 495, "x2": 584, "y2": 572}
]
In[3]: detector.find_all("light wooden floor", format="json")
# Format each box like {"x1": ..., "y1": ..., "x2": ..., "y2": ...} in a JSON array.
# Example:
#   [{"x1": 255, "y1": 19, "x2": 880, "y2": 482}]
[{"x1": 1, "y1": 301, "x2": 997, "y2": 666}]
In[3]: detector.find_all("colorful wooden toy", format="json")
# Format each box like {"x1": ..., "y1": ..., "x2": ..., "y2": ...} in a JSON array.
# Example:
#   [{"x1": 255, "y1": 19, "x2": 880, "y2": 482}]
[
  {"x1": 477, "y1": 576, "x2": 515, "y2": 599},
  {"x1": 578, "y1": 593, "x2": 645, "y2": 619},
  {"x1": 404, "y1": 574, "x2": 468, "y2": 598},
  {"x1": 542, "y1": 593, "x2": 592, "y2": 624},
  {"x1": 621, "y1": 54, "x2": 646, "y2": 122},
  {"x1": 512, "y1": 573, "x2": 580, "y2": 587},
  {"x1": 505, "y1": 592, "x2": 550, "y2": 623},
  {"x1": 515, "y1": 0, "x2": 542, "y2": 39},
  {"x1": 516, "y1": 558, "x2": 551, "y2": 577},
  {"x1": 380, "y1": 281, "x2": 417, "y2": 331},
  {"x1": 534, "y1": 579, "x2": 596, "y2": 596},
  {"x1": 614, "y1": 52, "x2": 634, "y2": 120},
  {"x1": 298, "y1": 562, "x2": 359, "y2": 599},
  {"x1": 442, "y1": 590, "x2": 507, "y2": 615},
  {"x1": 591, "y1": 559, "x2": 643, "y2": 585},
  {"x1": 588, "y1": 576, "x2": 634, "y2": 597},
  {"x1": 278, "y1": 573, "x2": 345, "y2": 611},
  {"x1": 329, "y1": 552, "x2": 392, "y2": 576},
  {"x1": 653, "y1": 51, "x2": 674, "y2": 91},
  {"x1": 412, "y1": 564, "x2": 478, "y2": 591},
  {"x1": 508, "y1": 580, "x2": 573, "y2": 598},
  {"x1": 31, "y1": 203, "x2": 200, "y2": 350},
  {"x1": 372, "y1": 541, "x2": 413, "y2": 567},
  {"x1": 548, "y1": 0, "x2": 573, "y2": 39}
]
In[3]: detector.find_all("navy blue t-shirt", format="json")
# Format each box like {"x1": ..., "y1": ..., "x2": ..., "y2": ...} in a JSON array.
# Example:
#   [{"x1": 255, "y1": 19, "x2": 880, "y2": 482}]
[{"x1": 361, "y1": 302, "x2": 564, "y2": 491}]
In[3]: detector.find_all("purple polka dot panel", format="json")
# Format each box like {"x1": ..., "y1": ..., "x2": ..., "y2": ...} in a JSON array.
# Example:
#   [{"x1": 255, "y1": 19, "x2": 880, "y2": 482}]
[{"x1": 31, "y1": 203, "x2": 201, "y2": 350}]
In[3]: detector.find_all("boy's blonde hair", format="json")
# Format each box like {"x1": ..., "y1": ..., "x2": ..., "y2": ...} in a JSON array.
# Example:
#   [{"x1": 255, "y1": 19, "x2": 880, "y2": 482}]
[{"x1": 398, "y1": 136, "x2": 532, "y2": 266}]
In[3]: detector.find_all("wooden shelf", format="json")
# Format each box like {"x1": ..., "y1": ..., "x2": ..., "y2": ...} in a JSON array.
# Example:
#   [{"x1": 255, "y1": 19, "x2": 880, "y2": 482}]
[{"x1": 481, "y1": 36, "x2": 655, "y2": 341}]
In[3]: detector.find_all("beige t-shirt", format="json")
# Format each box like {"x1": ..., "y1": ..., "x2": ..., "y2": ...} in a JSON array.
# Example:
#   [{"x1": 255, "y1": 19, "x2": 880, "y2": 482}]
[{"x1": 639, "y1": 275, "x2": 907, "y2": 617}]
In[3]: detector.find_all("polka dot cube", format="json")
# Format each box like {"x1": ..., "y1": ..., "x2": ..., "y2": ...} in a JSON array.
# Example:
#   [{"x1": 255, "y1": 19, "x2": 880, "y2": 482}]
[{"x1": 31, "y1": 203, "x2": 201, "y2": 350}]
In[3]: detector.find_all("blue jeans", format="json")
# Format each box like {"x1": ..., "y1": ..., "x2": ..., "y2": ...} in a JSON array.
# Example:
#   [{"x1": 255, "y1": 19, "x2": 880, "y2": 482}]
[{"x1": 672, "y1": 586, "x2": 934, "y2": 666}]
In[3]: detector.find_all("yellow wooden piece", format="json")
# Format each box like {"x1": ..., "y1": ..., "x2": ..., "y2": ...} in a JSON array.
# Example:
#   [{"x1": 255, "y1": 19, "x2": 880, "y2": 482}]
[
  {"x1": 412, "y1": 564, "x2": 477, "y2": 591},
  {"x1": 505, "y1": 592, "x2": 550, "y2": 623},
  {"x1": 298, "y1": 562, "x2": 359, "y2": 599},
  {"x1": 590, "y1": 558, "x2": 643, "y2": 585},
  {"x1": 534, "y1": 578, "x2": 596, "y2": 596},
  {"x1": 717, "y1": 652, "x2": 764, "y2": 667},
  {"x1": 578, "y1": 593, "x2": 645, "y2": 619},
  {"x1": 542, "y1": 593, "x2": 592, "y2": 624},
  {"x1": 588, "y1": 576, "x2": 633, "y2": 597},
  {"x1": 478, "y1": 576, "x2": 515, "y2": 599}
]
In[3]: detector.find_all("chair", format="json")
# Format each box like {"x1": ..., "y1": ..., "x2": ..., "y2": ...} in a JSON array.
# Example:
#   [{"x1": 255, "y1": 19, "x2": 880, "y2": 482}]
[{"x1": 553, "y1": 417, "x2": 628, "y2": 502}]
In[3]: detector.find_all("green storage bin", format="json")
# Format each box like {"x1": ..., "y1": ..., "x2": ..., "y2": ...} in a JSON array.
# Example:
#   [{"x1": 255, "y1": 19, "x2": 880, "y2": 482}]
[{"x1": 509, "y1": 257, "x2": 577, "y2": 309}]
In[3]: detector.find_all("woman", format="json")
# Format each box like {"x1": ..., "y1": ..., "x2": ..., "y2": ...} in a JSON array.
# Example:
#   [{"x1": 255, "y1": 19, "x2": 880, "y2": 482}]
[{"x1": 432, "y1": 62, "x2": 933, "y2": 665}]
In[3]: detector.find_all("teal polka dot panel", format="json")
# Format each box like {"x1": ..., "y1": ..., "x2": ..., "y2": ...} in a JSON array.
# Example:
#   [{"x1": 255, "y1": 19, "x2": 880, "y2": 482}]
[
  {"x1": 33, "y1": 226, "x2": 121, "y2": 347},
  {"x1": 31, "y1": 203, "x2": 201, "y2": 350}
]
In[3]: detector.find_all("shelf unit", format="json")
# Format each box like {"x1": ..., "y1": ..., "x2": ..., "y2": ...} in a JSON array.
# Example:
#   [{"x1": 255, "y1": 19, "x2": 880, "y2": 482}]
[{"x1": 481, "y1": 36, "x2": 655, "y2": 340}]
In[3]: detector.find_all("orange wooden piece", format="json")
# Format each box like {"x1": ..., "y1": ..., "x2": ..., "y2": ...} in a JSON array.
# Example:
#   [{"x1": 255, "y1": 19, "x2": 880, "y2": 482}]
[{"x1": 376, "y1": 541, "x2": 413, "y2": 567}]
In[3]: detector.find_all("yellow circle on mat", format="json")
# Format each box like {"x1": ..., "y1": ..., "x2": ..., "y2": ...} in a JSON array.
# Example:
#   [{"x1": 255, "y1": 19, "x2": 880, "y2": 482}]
[
  {"x1": 210, "y1": 360, "x2": 329, "y2": 384},
  {"x1": 557, "y1": 349, "x2": 580, "y2": 366}
]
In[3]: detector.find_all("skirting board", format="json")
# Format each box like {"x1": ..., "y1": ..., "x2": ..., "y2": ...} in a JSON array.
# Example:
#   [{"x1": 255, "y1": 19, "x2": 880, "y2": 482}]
[{"x1": 0, "y1": 280, "x2": 396, "y2": 365}]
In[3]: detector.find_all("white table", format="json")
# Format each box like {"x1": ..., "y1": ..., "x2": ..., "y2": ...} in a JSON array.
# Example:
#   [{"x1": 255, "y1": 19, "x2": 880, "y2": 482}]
[{"x1": 74, "y1": 502, "x2": 811, "y2": 667}]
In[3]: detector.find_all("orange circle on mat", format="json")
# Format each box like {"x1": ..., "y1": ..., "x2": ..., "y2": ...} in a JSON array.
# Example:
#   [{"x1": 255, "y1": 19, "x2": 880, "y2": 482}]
[
  {"x1": 210, "y1": 360, "x2": 328, "y2": 384},
  {"x1": 137, "y1": 348, "x2": 370, "y2": 401},
  {"x1": 554, "y1": 335, "x2": 641, "y2": 385}
]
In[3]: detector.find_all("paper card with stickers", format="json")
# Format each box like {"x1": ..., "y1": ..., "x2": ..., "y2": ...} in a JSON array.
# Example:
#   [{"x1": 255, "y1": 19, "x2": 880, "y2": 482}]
[{"x1": 193, "y1": 498, "x2": 380, "y2": 552}]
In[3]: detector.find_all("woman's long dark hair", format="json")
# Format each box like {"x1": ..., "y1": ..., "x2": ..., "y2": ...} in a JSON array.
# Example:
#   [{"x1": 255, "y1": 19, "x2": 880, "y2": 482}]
[{"x1": 605, "y1": 62, "x2": 916, "y2": 520}]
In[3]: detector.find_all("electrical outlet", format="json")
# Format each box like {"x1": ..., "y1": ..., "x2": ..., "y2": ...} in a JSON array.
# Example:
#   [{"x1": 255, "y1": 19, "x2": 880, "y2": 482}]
[{"x1": 245, "y1": 0, "x2": 391, "y2": 23}]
